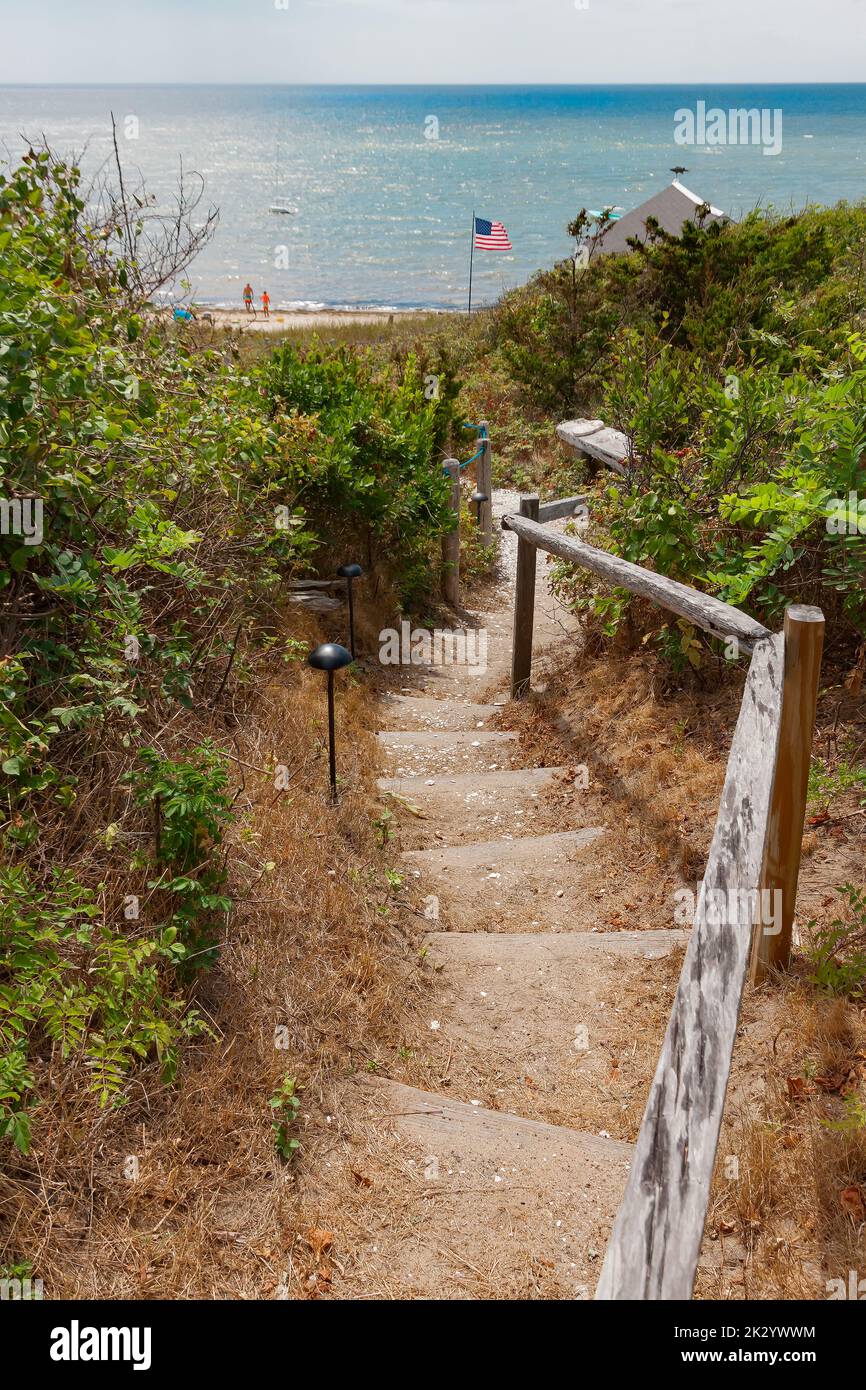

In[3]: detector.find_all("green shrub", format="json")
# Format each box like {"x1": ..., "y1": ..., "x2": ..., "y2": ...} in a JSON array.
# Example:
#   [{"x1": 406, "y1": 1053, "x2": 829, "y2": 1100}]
[
  {"x1": 494, "y1": 202, "x2": 866, "y2": 417},
  {"x1": 263, "y1": 343, "x2": 459, "y2": 605},
  {"x1": 490, "y1": 199, "x2": 866, "y2": 666},
  {"x1": 0, "y1": 151, "x2": 461, "y2": 1147},
  {"x1": 125, "y1": 743, "x2": 233, "y2": 973},
  {"x1": 0, "y1": 866, "x2": 206, "y2": 1151},
  {"x1": 269, "y1": 1075, "x2": 302, "y2": 1162},
  {"x1": 808, "y1": 756, "x2": 866, "y2": 812},
  {"x1": 807, "y1": 884, "x2": 866, "y2": 999}
]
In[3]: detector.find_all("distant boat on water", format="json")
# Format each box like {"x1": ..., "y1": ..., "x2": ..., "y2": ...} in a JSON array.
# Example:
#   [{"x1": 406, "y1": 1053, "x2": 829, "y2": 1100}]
[{"x1": 269, "y1": 132, "x2": 297, "y2": 214}]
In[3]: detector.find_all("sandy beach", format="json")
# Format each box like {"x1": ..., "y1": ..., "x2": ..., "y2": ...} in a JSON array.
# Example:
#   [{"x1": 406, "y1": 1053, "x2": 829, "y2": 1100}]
[{"x1": 202, "y1": 307, "x2": 438, "y2": 333}]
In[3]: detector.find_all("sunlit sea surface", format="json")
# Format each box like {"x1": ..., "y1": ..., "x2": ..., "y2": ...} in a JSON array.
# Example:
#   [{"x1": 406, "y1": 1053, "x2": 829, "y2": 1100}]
[{"x1": 1, "y1": 85, "x2": 865, "y2": 309}]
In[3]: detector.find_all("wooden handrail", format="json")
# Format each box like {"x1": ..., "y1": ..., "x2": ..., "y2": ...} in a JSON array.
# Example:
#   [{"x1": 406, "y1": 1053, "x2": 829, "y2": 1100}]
[
  {"x1": 597, "y1": 632, "x2": 784, "y2": 1298},
  {"x1": 502, "y1": 510, "x2": 771, "y2": 652},
  {"x1": 750, "y1": 605, "x2": 824, "y2": 983},
  {"x1": 537, "y1": 494, "x2": 587, "y2": 523},
  {"x1": 441, "y1": 460, "x2": 460, "y2": 606},
  {"x1": 510, "y1": 496, "x2": 540, "y2": 697},
  {"x1": 500, "y1": 492, "x2": 824, "y2": 1299}
]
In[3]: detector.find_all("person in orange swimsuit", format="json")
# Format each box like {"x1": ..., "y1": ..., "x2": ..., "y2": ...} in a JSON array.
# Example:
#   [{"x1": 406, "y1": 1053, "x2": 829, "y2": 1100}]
[{"x1": 261, "y1": 290, "x2": 270, "y2": 319}]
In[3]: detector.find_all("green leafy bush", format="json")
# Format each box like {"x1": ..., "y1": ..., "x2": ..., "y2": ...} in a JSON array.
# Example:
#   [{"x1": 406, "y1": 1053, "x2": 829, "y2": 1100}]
[
  {"x1": 269, "y1": 1075, "x2": 302, "y2": 1162},
  {"x1": 584, "y1": 334, "x2": 866, "y2": 652},
  {"x1": 497, "y1": 201, "x2": 866, "y2": 665},
  {"x1": 125, "y1": 744, "x2": 233, "y2": 973},
  {"x1": 494, "y1": 203, "x2": 866, "y2": 416},
  {"x1": 0, "y1": 866, "x2": 205, "y2": 1151},
  {"x1": 0, "y1": 151, "x2": 460, "y2": 1147},
  {"x1": 807, "y1": 884, "x2": 866, "y2": 999},
  {"x1": 263, "y1": 343, "x2": 459, "y2": 605},
  {"x1": 808, "y1": 756, "x2": 866, "y2": 812}
]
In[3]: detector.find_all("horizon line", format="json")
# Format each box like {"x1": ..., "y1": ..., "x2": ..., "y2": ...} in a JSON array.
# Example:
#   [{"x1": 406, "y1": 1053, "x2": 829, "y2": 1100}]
[{"x1": 2, "y1": 80, "x2": 866, "y2": 89}]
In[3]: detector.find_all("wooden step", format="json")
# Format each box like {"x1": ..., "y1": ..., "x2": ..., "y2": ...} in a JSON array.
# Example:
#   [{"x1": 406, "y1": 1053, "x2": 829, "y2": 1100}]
[
  {"x1": 380, "y1": 696, "x2": 504, "y2": 732},
  {"x1": 377, "y1": 731, "x2": 516, "y2": 748},
  {"x1": 376, "y1": 729, "x2": 519, "y2": 776},
  {"x1": 377, "y1": 766, "x2": 570, "y2": 846},
  {"x1": 329, "y1": 1077, "x2": 631, "y2": 1299},
  {"x1": 402, "y1": 827, "x2": 605, "y2": 927},
  {"x1": 420, "y1": 930, "x2": 688, "y2": 1131}
]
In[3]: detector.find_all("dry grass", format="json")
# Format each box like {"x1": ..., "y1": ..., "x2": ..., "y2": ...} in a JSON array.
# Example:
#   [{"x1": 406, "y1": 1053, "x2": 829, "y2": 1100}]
[
  {"x1": 495, "y1": 630, "x2": 866, "y2": 1300},
  {"x1": 7, "y1": 556, "x2": 863, "y2": 1300},
  {"x1": 699, "y1": 976, "x2": 866, "y2": 1300},
  {"x1": 0, "y1": 596, "x2": 436, "y2": 1299}
]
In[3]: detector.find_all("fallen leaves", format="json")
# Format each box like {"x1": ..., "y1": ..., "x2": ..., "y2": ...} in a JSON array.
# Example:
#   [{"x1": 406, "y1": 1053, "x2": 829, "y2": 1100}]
[
  {"x1": 786, "y1": 1074, "x2": 809, "y2": 1102},
  {"x1": 305, "y1": 1226, "x2": 333, "y2": 1262},
  {"x1": 302, "y1": 1226, "x2": 335, "y2": 1298},
  {"x1": 814, "y1": 1066, "x2": 861, "y2": 1095},
  {"x1": 839, "y1": 1186, "x2": 865, "y2": 1225}
]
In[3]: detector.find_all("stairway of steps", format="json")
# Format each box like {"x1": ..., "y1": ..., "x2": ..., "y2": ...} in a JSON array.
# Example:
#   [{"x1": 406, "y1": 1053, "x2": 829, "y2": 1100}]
[
  {"x1": 341, "y1": 1077, "x2": 633, "y2": 1300},
  {"x1": 328, "y1": 493, "x2": 702, "y2": 1300}
]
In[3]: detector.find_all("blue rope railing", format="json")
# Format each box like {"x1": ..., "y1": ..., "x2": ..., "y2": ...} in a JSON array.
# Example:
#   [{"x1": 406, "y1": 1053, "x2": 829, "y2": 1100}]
[
  {"x1": 459, "y1": 444, "x2": 484, "y2": 469},
  {"x1": 444, "y1": 422, "x2": 487, "y2": 473}
]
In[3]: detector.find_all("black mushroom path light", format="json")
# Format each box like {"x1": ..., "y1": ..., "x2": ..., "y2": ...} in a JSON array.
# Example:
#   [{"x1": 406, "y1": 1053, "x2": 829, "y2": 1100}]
[
  {"x1": 470, "y1": 489, "x2": 489, "y2": 527},
  {"x1": 307, "y1": 643, "x2": 354, "y2": 801},
  {"x1": 336, "y1": 562, "x2": 363, "y2": 658}
]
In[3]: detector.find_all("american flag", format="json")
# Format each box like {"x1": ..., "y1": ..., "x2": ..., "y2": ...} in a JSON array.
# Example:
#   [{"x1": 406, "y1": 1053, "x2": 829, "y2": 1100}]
[{"x1": 474, "y1": 216, "x2": 512, "y2": 251}]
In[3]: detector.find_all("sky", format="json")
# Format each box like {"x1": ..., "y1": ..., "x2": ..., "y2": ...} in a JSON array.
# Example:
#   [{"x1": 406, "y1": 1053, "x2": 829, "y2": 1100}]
[{"x1": 0, "y1": 0, "x2": 864, "y2": 85}]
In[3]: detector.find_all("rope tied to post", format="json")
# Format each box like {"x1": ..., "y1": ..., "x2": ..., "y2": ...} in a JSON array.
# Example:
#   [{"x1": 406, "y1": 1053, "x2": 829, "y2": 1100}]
[
  {"x1": 445, "y1": 422, "x2": 488, "y2": 474},
  {"x1": 445, "y1": 443, "x2": 484, "y2": 474}
]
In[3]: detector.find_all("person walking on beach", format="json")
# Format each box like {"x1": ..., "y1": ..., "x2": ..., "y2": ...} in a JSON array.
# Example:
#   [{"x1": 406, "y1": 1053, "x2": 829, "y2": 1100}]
[
  {"x1": 243, "y1": 283, "x2": 254, "y2": 314},
  {"x1": 261, "y1": 290, "x2": 270, "y2": 319}
]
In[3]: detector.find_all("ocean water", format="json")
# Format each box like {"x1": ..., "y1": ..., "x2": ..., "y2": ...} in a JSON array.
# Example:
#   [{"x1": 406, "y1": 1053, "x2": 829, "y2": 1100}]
[{"x1": 1, "y1": 84, "x2": 865, "y2": 310}]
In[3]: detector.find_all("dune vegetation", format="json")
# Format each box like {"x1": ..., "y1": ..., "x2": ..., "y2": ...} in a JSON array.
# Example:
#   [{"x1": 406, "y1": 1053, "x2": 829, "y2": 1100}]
[{"x1": 2, "y1": 149, "x2": 865, "y2": 1296}]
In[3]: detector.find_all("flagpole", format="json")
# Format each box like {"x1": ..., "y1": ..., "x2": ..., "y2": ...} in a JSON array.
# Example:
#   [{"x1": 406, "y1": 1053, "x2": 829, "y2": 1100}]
[{"x1": 468, "y1": 208, "x2": 475, "y2": 317}]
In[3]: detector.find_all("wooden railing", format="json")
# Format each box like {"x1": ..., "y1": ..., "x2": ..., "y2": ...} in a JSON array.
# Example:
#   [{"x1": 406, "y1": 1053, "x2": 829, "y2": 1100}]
[
  {"x1": 440, "y1": 421, "x2": 494, "y2": 603},
  {"x1": 501, "y1": 494, "x2": 824, "y2": 1300}
]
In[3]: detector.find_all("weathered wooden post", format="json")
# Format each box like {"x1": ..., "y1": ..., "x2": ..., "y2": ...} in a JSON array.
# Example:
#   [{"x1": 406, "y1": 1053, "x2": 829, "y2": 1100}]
[
  {"x1": 750, "y1": 604, "x2": 824, "y2": 984},
  {"x1": 441, "y1": 459, "x2": 461, "y2": 607},
  {"x1": 478, "y1": 421, "x2": 493, "y2": 551},
  {"x1": 510, "y1": 494, "x2": 539, "y2": 698}
]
